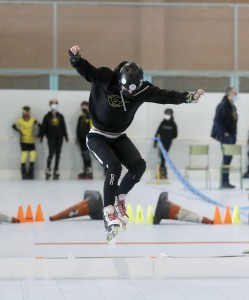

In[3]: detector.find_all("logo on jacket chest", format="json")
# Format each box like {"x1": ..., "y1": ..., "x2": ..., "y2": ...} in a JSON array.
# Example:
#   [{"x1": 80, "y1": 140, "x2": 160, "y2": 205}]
[
  {"x1": 108, "y1": 94, "x2": 130, "y2": 108},
  {"x1": 51, "y1": 117, "x2": 60, "y2": 126}
]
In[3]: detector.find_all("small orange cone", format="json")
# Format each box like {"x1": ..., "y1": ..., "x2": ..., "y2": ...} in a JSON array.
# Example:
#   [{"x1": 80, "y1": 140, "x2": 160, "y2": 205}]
[
  {"x1": 223, "y1": 206, "x2": 232, "y2": 224},
  {"x1": 17, "y1": 205, "x2": 25, "y2": 223},
  {"x1": 25, "y1": 205, "x2": 34, "y2": 222},
  {"x1": 35, "y1": 204, "x2": 44, "y2": 222},
  {"x1": 213, "y1": 207, "x2": 222, "y2": 224}
]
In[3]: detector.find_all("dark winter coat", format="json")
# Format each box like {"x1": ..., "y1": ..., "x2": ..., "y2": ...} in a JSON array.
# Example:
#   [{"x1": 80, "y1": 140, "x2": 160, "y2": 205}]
[{"x1": 211, "y1": 97, "x2": 238, "y2": 142}]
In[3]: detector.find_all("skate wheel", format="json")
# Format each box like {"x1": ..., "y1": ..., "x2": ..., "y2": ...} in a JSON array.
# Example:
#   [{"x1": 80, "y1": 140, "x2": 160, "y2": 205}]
[
  {"x1": 120, "y1": 223, "x2": 126, "y2": 232},
  {"x1": 106, "y1": 224, "x2": 120, "y2": 242}
]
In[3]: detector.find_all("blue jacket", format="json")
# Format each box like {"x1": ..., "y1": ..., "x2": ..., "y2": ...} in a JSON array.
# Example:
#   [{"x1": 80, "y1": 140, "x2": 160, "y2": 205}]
[{"x1": 211, "y1": 96, "x2": 238, "y2": 142}]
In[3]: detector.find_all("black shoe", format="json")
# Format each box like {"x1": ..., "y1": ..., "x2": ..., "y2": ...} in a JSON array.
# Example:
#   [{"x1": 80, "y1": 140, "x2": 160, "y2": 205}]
[
  {"x1": 28, "y1": 164, "x2": 34, "y2": 179},
  {"x1": 243, "y1": 172, "x2": 249, "y2": 179},
  {"x1": 222, "y1": 182, "x2": 236, "y2": 189},
  {"x1": 78, "y1": 172, "x2": 93, "y2": 179},
  {"x1": 21, "y1": 164, "x2": 28, "y2": 180},
  {"x1": 53, "y1": 173, "x2": 60, "y2": 180}
]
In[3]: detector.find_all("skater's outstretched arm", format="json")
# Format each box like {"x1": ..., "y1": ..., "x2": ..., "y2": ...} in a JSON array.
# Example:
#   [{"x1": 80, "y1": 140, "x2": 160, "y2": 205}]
[
  {"x1": 144, "y1": 86, "x2": 205, "y2": 105},
  {"x1": 69, "y1": 45, "x2": 98, "y2": 83}
]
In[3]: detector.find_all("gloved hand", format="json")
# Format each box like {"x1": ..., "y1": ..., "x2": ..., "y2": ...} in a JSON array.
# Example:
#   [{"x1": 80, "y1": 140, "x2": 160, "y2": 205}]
[
  {"x1": 153, "y1": 140, "x2": 157, "y2": 148},
  {"x1": 65, "y1": 136, "x2": 69, "y2": 142},
  {"x1": 68, "y1": 45, "x2": 81, "y2": 66}
]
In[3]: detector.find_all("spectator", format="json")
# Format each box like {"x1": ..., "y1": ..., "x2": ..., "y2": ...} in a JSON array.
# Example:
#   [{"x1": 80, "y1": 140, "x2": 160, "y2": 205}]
[
  {"x1": 40, "y1": 99, "x2": 68, "y2": 180},
  {"x1": 211, "y1": 87, "x2": 238, "y2": 188},
  {"x1": 76, "y1": 101, "x2": 93, "y2": 179},
  {"x1": 154, "y1": 108, "x2": 178, "y2": 179},
  {"x1": 12, "y1": 106, "x2": 40, "y2": 179}
]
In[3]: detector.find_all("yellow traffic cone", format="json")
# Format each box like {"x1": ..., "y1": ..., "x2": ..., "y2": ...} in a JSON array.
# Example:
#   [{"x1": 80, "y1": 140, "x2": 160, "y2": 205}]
[
  {"x1": 126, "y1": 204, "x2": 134, "y2": 222},
  {"x1": 146, "y1": 206, "x2": 154, "y2": 224},
  {"x1": 135, "y1": 205, "x2": 145, "y2": 223},
  {"x1": 232, "y1": 206, "x2": 241, "y2": 224}
]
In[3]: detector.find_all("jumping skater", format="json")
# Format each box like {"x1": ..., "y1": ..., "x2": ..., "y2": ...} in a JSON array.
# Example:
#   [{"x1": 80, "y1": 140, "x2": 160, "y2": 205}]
[
  {"x1": 69, "y1": 45, "x2": 204, "y2": 241},
  {"x1": 12, "y1": 106, "x2": 40, "y2": 179},
  {"x1": 154, "y1": 108, "x2": 178, "y2": 179},
  {"x1": 76, "y1": 101, "x2": 93, "y2": 179},
  {"x1": 40, "y1": 99, "x2": 68, "y2": 180}
]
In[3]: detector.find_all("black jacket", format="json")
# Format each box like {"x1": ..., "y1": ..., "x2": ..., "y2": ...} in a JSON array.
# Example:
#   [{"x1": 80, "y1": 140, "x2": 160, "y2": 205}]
[
  {"x1": 76, "y1": 112, "x2": 91, "y2": 140},
  {"x1": 70, "y1": 57, "x2": 196, "y2": 133},
  {"x1": 40, "y1": 111, "x2": 68, "y2": 140},
  {"x1": 154, "y1": 118, "x2": 178, "y2": 148},
  {"x1": 211, "y1": 96, "x2": 238, "y2": 142}
]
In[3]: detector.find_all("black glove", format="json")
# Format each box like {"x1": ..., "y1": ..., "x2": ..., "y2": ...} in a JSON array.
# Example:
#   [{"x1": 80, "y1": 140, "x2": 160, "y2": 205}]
[
  {"x1": 68, "y1": 48, "x2": 81, "y2": 66},
  {"x1": 153, "y1": 140, "x2": 157, "y2": 148},
  {"x1": 65, "y1": 136, "x2": 69, "y2": 142}
]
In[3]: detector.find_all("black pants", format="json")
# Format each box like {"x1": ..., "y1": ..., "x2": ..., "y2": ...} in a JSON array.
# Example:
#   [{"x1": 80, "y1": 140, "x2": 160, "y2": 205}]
[
  {"x1": 79, "y1": 138, "x2": 92, "y2": 171},
  {"x1": 220, "y1": 134, "x2": 236, "y2": 184},
  {"x1": 87, "y1": 133, "x2": 146, "y2": 207},
  {"x1": 47, "y1": 137, "x2": 63, "y2": 174},
  {"x1": 159, "y1": 142, "x2": 171, "y2": 169}
]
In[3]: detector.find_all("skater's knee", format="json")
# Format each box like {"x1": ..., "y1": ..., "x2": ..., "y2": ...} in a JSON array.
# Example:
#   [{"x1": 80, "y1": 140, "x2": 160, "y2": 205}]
[
  {"x1": 105, "y1": 162, "x2": 122, "y2": 185},
  {"x1": 106, "y1": 162, "x2": 122, "y2": 177},
  {"x1": 128, "y1": 158, "x2": 146, "y2": 182}
]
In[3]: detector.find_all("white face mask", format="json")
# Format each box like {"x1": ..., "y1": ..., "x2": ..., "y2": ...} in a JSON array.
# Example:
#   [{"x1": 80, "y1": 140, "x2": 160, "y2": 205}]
[
  {"x1": 232, "y1": 95, "x2": 239, "y2": 102},
  {"x1": 164, "y1": 114, "x2": 171, "y2": 120},
  {"x1": 50, "y1": 104, "x2": 58, "y2": 111}
]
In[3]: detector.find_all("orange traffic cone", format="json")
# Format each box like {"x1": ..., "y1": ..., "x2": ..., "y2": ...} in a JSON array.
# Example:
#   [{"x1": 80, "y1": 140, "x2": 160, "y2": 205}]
[
  {"x1": 213, "y1": 207, "x2": 223, "y2": 224},
  {"x1": 16, "y1": 205, "x2": 25, "y2": 223},
  {"x1": 35, "y1": 204, "x2": 44, "y2": 222},
  {"x1": 223, "y1": 206, "x2": 232, "y2": 224},
  {"x1": 49, "y1": 190, "x2": 103, "y2": 221},
  {"x1": 153, "y1": 192, "x2": 213, "y2": 225},
  {"x1": 25, "y1": 205, "x2": 34, "y2": 222},
  {"x1": 0, "y1": 211, "x2": 20, "y2": 223}
]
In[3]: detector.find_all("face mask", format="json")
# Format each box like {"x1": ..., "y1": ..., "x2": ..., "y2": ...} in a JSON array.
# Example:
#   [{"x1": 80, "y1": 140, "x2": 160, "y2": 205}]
[
  {"x1": 23, "y1": 113, "x2": 30, "y2": 120},
  {"x1": 232, "y1": 95, "x2": 239, "y2": 102},
  {"x1": 82, "y1": 108, "x2": 88, "y2": 113},
  {"x1": 50, "y1": 104, "x2": 58, "y2": 111},
  {"x1": 164, "y1": 114, "x2": 171, "y2": 121}
]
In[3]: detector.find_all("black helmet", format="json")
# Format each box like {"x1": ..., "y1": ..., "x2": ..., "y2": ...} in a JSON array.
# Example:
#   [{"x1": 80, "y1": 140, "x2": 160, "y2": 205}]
[{"x1": 118, "y1": 62, "x2": 144, "y2": 91}]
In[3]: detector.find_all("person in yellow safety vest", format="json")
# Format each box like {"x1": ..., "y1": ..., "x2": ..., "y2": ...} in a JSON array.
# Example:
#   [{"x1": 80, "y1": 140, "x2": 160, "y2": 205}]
[{"x1": 12, "y1": 106, "x2": 40, "y2": 179}]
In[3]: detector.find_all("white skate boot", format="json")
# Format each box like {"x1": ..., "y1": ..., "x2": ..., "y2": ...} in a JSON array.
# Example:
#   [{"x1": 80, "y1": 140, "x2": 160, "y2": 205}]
[
  {"x1": 114, "y1": 195, "x2": 129, "y2": 231},
  {"x1": 103, "y1": 205, "x2": 121, "y2": 242}
]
